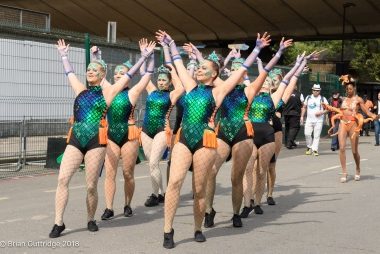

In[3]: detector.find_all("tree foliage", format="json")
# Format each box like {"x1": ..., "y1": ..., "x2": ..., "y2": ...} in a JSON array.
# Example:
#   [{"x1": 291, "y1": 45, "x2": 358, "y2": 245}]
[{"x1": 280, "y1": 39, "x2": 380, "y2": 82}]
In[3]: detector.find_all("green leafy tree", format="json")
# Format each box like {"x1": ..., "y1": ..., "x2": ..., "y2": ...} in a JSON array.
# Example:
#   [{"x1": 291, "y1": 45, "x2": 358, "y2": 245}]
[{"x1": 281, "y1": 39, "x2": 380, "y2": 82}]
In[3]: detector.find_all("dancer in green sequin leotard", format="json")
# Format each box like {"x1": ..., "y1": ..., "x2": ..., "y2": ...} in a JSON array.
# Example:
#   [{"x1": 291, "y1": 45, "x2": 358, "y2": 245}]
[
  {"x1": 242, "y1": 51, "x2": 319, "y2": 217},
  {"x1": 140, "y1": 41, "x2": 184, "y2": 207},
  {"x1": 156, "y1": 30, "x2": 270, "y2": 249},
  {"x1": 49, "y1": 39, "x2": 156, "y2": 238},
  {"x1": 203, "y1": 38, "x2": 293, "y2": 228},
  {"x1": 97, "y1": 39, "x2": 156, "y2": 221}
]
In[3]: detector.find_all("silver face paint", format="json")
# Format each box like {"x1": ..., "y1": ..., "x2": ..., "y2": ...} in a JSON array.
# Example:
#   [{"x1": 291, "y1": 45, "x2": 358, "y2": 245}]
[
  {"x1": 157, "y1": 73, "x2": 170, "y2": 90},
  {"x1": 87, "y1": 62, "x2": 105, "y2": 82},
  {"x1": 114, "y1": 65, "x2": 126, "y2": 74},
  {"x1": 197, "y1": 60, "x2": 215, "y2": 82},
  {"x1": 87, "y1": 63, "x2": 100, "y2": 72},
  {"x1": 113, "y1": 65, "x2": 128, "y2": 82}
]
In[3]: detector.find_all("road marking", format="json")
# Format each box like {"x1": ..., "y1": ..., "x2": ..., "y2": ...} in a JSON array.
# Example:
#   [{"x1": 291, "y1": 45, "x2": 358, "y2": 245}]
[
  {"x1": 320, "y1": 159, "x2": 368, "y2": 172},
  {"x1": 119, "y1": 175, "x2": 150, "y2": 182},
  {"x1": 0, "y1": 197, "x2": 9, "y2": 201},
  {"x1": 31, "y1": 215, "x2": 49, "y2": 220},
  {"x1": 5, "y1": 218, "x2": 23, "y2": 223}
]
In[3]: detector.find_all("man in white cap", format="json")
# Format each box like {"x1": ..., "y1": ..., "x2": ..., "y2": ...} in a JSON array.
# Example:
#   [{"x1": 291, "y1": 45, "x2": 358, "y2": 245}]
[{"x1": 301, "y1": 84, "x2": 329, "y2": 156}]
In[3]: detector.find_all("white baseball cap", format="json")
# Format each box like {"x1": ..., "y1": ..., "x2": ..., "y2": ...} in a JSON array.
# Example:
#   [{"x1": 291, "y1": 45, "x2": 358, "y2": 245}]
[{"x1": 312, "y1": 84, "x2": 321, "y2": 91}]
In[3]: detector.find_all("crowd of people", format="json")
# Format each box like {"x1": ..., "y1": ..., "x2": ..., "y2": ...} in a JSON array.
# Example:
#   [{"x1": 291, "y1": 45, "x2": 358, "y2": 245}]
[{"x1": 48, "y1": 31, "x2": 379, "y2": 249}]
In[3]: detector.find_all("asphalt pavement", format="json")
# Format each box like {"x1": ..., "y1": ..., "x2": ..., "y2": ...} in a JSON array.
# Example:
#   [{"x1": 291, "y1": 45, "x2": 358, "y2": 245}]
[{"x1": 0, "y1": 136, "x2": 379, "y2": 254}]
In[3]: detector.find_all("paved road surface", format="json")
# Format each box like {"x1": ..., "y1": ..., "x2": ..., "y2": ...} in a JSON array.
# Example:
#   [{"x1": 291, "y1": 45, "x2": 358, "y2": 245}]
[{"x1": 0, "y1": 137, "x2": 379, "y2": 254}]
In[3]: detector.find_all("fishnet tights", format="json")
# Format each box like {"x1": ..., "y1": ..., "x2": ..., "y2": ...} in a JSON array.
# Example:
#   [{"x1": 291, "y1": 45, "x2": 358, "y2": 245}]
[
  {"x1": 252, "y1": 142, "x2": 275, "y2": 206},
  {"x1": 141, "y1": 131, "x2": 167, "y2": 195},
  {"x1": 242, "y1": 144, "x2": 258, "y2": 207},
  {"x1": 54, "y1": 145, "x2": 105, "y2": 225},
  {"x1": 164, "y1": 143, "x2": 216, "y2": 233},
  {"x1": 230, "y1": 139, "x2": 253, "y2": 214},
  {"x1": 104, "y1": 139, "x2": 139, "y2": 210},
  {"x1": 205, "y1": 139, "x2": 230, "y2": 213},
  {"x1": 267, "y1": 131, "x2": 282, "y2": 198}
]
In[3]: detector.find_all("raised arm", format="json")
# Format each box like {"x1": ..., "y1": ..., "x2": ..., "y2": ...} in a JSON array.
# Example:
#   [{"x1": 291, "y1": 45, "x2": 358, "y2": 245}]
[
  {"x1": 184, "y1": 42, "x2": 204, "y2": 63},
  {"x1": 183, "y1": 45, "x2": 198, "y2": 80},
  {"x1": 103, "y1": 40, "x2": 156, "y2": 106},
  {"x1": 271, "y1": 51, "x2": 305, "y2": 107},
  {"x1": 167, "y1": 65, "x2": 184, "y2": 103},
  {"x1": 56, "y1": 39, "x2": 86, "y2": 96},
  {"x1": 90, "y1": 46, "x2": 102, "y2": 61},
  {"x1": 246, "y1": 38, "x2": 293, "y2": 101},
  {"x1": 223, "y1": 48, "x2": 239, "y2": 70},
  {"x1": 161, "y1": 38, "x2": 184, "y2": 100},
  {"x1": 214, "y1": 33, "x2": 271, "y2": 104},
  {"x1": 282, "y1": 59, "x2": 307, "y2": 104},
  {"x1": 129, "y1": 53, "x2": 155, "y2": 105},
  {"x1": 256, "y1": 57, "x2": 264, "y2": 74},
  {"x1": 138, "y1": 38, "x2": 156, "y2": 94},
  {"x1": 186, "y1": 58, "x2": 197, "y2": 80},
  {"x1": 90, "y1": 46, "x2": 113, "y2": 89},
  {"x1": 156, "y1": 30, "x2": 196, "y2": 92},
  {"x1": 265, "y1": 37, "x2": 293, "y2": 71}
]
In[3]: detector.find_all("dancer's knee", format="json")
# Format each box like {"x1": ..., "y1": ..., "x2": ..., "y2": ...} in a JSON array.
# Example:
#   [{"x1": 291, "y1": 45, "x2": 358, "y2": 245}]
[
  {"x1": 231, "y1": 168, "x2": 245, "y2": 185},
  {"x1": 193, "y1": 187, "x2": 206, "y2": 200},
  {"x1": 167, "y1": 177, "x2": 183, "y2": 192},
  {"x1": 87, "y1": 184, "x2": 97, "y2": 196},
  {"x1": 352, "y1": 150, "x2": 359, "y2": 158},
  {"x1": 57, "y1": 177, "x2": 69, "y2": 189},
  {"x1": 123, "y1": 170, "x2": 134, "y2": 182}
]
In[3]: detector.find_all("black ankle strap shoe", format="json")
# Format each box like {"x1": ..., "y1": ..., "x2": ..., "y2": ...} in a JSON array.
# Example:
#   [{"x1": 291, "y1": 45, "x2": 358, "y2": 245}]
[
  {"x1": 101, "y1": 208, "x2": 114, "y2": 220},
  {"x1": 232, "y1": 214, "x2": 242, "y2": 228},
  {"x1": 124, "y1": 205, "x2": 133, "y2": 217},
  {"x1": 87, "y1": 220, "x2": 98, "y2": 232},
  {"x1": 194, "y1": 230, "x2": 206, "y2": 242},
  {"x1": 49, "y1": 223, "x2": 65, "y2": 238},
  {"x1": 163, "y1": 229, "x2": 175, "y2": 249}
]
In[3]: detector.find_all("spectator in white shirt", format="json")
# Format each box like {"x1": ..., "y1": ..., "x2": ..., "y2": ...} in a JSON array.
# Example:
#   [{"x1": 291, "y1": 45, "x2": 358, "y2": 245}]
[{"x1": 301, "y1": 84, "x2": 328, "y2": 156}]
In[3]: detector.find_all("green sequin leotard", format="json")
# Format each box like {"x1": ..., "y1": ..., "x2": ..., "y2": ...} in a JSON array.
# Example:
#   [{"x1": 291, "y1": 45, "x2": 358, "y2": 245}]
[
  {"x1": 179, "y1": 84, "x2": 217, "y2": 154},
  {"x1": 218, "y1": 84, "x2": 250, "y2": 147},
  {"x1": 142, "y1": 90, "x2": 171, "y2": 138},
  {"x1": 69, "y1": 86, "x2": 107, "y2": 154},
  {"x1": 249, "y1": 92, "x2": 276, "y2": 148},
  {"x1": 107, "y1": 88, "x2": 133, "y2": 146}
]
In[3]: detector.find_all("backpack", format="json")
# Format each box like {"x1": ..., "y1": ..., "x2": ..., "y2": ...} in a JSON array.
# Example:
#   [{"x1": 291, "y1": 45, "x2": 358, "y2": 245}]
[{"x1": 305, "y1": 95, "x2": 326, "y2": 110}]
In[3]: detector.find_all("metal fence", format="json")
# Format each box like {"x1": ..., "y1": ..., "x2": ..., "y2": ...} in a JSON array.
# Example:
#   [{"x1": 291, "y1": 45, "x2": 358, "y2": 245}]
[{"x1": 0, "y1": 23, "x2": 342, "y2": 178}]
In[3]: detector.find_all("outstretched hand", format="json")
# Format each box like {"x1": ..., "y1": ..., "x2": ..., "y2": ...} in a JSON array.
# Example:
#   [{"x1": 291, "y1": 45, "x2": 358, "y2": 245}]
[
  {"x1": 296, "y1": 52, "x2": 306, "y2": 64},
  {"x1": 183, "y1": 43, "x2": 195, "y2": 55},
  {"x1": 90, "y1": 46, "x2": 99, "y2": 54},
  {"x1": 256, "y1": 32, "x2": 271, "y2": 49},
  {"x1": 56, "y1": 39, "x2": 70, "y2": 57},
  {"x1": 155, "y1": 30, "x2": 173, "y2": 45},
  {"x1": 305, "y1": 49, "x2": 325, "y2": 61},
  {"x1": 279, "y1": 37, "x2": 293, "y2": 51},
  {"x1": 139, "y1": 38, "x2": 148, "y2": 53},
  {"x1": 141, "y1": 41, "x2": 156, "y2": 58}
]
